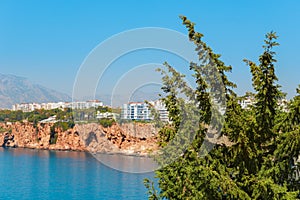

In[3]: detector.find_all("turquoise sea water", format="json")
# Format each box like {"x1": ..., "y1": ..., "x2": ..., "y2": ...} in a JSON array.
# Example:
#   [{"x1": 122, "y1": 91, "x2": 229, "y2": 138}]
[{"x1": 0, "y1": 148, "x2": 155, "y2": 200}]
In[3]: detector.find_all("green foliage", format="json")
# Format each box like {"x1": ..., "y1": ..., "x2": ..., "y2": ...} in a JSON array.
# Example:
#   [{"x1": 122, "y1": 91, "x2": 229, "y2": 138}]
[
  {"x1": 145, "y1": 100, "x2": 165, "y2": 128},
  {"x1": 49, "y1": 121, "x2": 75, "y2": 144},
  {"x1": 244, "y1": 32, "x2": 281, "y2": 147},
  {"x1": 0, "y1": 110, "x2": 25, "y2": 122},
  {"x1": 98, "y1": 118, "x2": 115, "y2": 128},
  {"x1": 54, "y1": 121, "x2": 75, "y2": 132},
  {"x1": 49, "y1": 132, "x2": 58, "y2": 145},
  {"x1": 0, "y1": 108, "x2": 72, "y2": 123},
  {"x1": 154, "y1": 63, "x2": 186, "y2": 150},
  {"x1": 96, "y1": 106, "x2": 112, "y2": 113},
  {"x1": 144, "y1": 179, "x2": 160, "y2": 200},
  {"x1": 72, "y1": 108, "x2": 96, "y2": 122},
  {"x1": 157, "y1": 125, "x2": 176, "y2": 147},
  {"x1": 0, "y1": 126, "x2": 7, "y2": 133},
  {"x1": 145, "y1": 16, "x2": 300, "y2": 200}
]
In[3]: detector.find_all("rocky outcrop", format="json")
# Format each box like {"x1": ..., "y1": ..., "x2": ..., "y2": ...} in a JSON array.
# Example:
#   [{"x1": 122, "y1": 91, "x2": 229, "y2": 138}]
[
  {"x1": 108, "y1": 123, "x2": 158, "y2": 154},
  {"x1": 0, "y1": 122, "x2": 158, "y2": 155}
]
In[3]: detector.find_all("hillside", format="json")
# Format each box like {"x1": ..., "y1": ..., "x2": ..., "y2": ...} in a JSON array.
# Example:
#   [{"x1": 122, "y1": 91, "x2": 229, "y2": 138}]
[{"x1": 0, "y1": 73, "x2": 70, "y2": 109}]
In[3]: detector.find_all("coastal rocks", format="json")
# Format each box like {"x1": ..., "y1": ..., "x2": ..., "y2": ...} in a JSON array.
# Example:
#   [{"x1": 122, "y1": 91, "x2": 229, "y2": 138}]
[
  {"x1": 0, "y1": 122, "x2": 159, "y2": 155},
  {"x1": 49, "y1": 128, "x2": 85, "y2": 151},
  {"x1": 119, "y1": 123, "x2": 157, "y2": 138},
  {"x1": 0, "y1": 132, "x2": 15, "y2": 147},
  {"x1": 0, "y1": 122, "x2": 49, "y2": 149},
  {"x1": 102, "y1": 123, "x2": 159, "y2": 154},
  {"x1": 75, "y1": 123, "x2": 120, "y2": 153},
  {"x1": 76, "y1": 123, "x2": 159, "y2": 154},
  {"x1": 0, "y1": 124, "x2": 14, "y2": 147}
]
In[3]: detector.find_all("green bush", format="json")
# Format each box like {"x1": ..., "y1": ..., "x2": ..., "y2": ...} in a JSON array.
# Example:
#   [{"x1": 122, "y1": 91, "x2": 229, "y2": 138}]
[
  {"x1": 49, "y1": 121, "x2": 75, "y2": 144},
  {"x1": 0, "y1": 126, "x2": 7, "y2": 133},
  {"x1": 52, "y1": 121, "x2": 75, "y2": 132},
  {"x1": 99, "y1": 118, "x2": 115, "y2": 128},
  {"x1": 49, "y1": 132, "x2": 58, "y2": 144}
]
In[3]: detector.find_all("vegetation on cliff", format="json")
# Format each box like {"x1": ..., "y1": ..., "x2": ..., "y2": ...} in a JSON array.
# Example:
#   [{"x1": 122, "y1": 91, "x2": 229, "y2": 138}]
[
  {"x1": 145, "y1": 16, "x2": 300, "y2": 199},
  {"x1": 0, "y1": 105, "x2": 117, "y2": 127},
  {"x1": 0, "y1": 108, "x2": 56, "y2": 123}
]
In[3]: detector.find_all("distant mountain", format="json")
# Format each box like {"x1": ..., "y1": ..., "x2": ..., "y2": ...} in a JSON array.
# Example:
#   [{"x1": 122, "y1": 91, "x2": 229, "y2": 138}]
[{"x1": 0, "y1": 73, "x2": 71, "y2": 109}]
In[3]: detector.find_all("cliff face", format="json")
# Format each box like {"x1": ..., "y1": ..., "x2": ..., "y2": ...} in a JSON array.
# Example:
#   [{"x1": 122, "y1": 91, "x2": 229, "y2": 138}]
[{"x1": 0, "y1": 122, "x2": 158, "y2": 155}]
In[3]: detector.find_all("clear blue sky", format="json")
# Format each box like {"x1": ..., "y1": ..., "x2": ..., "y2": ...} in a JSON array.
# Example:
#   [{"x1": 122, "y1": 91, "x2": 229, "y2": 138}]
[{"x1": 0, "y1": 0, "x2": 299, "y2": 99}]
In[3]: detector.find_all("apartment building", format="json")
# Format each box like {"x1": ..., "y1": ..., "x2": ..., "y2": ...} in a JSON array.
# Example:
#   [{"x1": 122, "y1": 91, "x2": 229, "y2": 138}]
[
  {"x1": 121, "y1": 102, "x2": 151, "y2": 120},
  {"x1": 148, "y1": 100, "x2": 169, "y2": 122},
  {"x1": 12, "y1": 100, "x2": 103, "y2": 112},
  {"x1": 121, "y1": 100, "x2": 169, "y2": 121}
]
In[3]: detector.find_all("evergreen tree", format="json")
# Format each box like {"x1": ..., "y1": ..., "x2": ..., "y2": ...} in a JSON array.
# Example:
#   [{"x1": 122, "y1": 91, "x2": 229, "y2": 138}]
[{"x1": 145, "y1": 16, "x2": 300, "y2": 199}]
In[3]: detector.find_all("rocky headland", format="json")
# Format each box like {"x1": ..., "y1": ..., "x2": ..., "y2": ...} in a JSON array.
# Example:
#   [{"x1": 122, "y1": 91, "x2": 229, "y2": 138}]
[{"x1": 0, "y1": 122, "x2": 159, "y2": 155}]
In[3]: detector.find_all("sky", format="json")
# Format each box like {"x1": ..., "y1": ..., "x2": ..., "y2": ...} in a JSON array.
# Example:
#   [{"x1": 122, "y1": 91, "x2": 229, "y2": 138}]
[{"x1": 0, "y1": 0, "x2": 299, "y2": 99}]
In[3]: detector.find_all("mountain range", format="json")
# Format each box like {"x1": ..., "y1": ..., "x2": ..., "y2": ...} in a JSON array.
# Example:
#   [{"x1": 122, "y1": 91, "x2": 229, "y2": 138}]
[{"x1": 0, "y1": 73, "x2": 71, "y2": 109}]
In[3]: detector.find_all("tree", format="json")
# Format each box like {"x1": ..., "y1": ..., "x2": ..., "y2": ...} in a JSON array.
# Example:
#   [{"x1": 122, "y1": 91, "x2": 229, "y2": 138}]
[{"x1": 145, "y1": 16, "x2": 300, "y2": 199}]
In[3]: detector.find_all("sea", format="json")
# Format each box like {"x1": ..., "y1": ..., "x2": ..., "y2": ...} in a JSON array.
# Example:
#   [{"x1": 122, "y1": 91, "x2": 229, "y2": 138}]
[{"x1": 0, "y1": 148, "x2": 156, "y2": 200}]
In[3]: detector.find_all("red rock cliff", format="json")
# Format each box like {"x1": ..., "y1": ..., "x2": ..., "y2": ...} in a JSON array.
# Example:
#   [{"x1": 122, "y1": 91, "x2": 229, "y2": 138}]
[{"x1": 0, "y1": 122, "x2": 158, "y2": 155}]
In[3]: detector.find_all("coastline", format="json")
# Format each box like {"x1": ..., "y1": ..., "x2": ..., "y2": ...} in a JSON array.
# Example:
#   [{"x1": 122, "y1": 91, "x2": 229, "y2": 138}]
[
  {"x1": 0, "y1": 146, "x2": 155, "y2": 158},
  {"x1": 0, "y1": 122, "x2": 159, "y2": 156}
]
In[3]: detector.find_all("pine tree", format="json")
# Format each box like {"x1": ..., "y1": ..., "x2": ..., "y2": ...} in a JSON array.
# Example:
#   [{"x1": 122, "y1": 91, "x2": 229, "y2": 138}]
[{"x1": 145, "y1": 16, "x2": 300, "y2": 199}]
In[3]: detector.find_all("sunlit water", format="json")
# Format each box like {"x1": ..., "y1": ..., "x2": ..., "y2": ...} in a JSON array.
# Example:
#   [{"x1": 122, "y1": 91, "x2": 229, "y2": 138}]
[{"x1": 0, "y1": 148, "x2": 155, "y2": 200}]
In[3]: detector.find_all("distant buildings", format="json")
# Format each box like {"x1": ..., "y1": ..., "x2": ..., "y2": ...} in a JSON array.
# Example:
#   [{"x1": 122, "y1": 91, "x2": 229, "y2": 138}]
[
  {"x1": 96, "y1": 111, "x2": 119, "y2": 120},
  {"x1": 278, "y1": 98, "x2": 289, "y2": 112},
  {"x1": 121, "y1": 100, "x2": 169, "y2": 121},
  {"x1": 121, "y1": 102, "x2": 151, "y2": 120},
  {"x1": 69, "y1": 100, "x2": 103, "y2": 110},
  {"x1": 12, "y1": 103, "x2": 42, "y2": 112},
  {"x1": 238, "y1": 96, "x2": 255, "y2": 109},
  {"x1": 149, "y1": 100, "x2": 169, "y2": 122},
  {"x1": 11, "y1": 93, "x2": 289, "y2": 119},
  {"x1": 39, "y1": 115, "x2": 57, "y2": 123},
  {"x1": 11, "y1": 98, "x2": 169, "y2": 122},
  {"x1": 12, "y1": 100, "x2": 103, "y2": 112},
  {"x1": 238, "y1": 93, "x2": 288, "y2": 111}
]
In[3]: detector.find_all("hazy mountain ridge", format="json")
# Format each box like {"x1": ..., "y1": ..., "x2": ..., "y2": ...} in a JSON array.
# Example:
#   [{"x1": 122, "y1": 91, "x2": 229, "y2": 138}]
[{"x1": 0, "y1": 73, "x2": 71, "y2": 109}]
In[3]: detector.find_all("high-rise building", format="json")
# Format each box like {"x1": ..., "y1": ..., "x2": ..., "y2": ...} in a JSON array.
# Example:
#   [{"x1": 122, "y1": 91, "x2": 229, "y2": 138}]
[
  {"x1": 121, "y1": 102, "x2": 151, "y2": 120},
  {"x1": 121, "y1": 100, "x2": 169, "y2": 121}
]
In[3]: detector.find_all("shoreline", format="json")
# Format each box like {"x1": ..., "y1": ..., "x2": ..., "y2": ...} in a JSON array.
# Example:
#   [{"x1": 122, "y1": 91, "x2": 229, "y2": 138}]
[
  {"x1": 0, "y1": 145, "x2": 155, "y2": 158},
  {"x1": 0, "y1": 122, "x2": 159, "y2": 157}
]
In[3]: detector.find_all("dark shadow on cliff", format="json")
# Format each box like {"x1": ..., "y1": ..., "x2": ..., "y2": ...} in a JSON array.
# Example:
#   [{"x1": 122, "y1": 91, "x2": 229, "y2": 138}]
[{"x1": 85, "y1": 131, "x2": 98, "y2": 146}]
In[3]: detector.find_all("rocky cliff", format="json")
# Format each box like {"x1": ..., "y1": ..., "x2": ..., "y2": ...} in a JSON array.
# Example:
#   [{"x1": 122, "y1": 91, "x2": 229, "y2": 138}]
[{"x1": 0, "y1": 122, "x2": 158, "y2": 155}]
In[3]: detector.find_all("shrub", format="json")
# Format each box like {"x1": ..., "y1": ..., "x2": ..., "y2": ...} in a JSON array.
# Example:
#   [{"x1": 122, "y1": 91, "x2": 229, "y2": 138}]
[{"x1": 99, "y1": 118, "x2": 115, "y2": 128}]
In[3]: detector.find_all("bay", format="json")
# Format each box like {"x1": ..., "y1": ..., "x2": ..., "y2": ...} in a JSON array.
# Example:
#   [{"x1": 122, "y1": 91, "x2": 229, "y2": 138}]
[{"x1": 0, "y1": 148, "x2": 155, "y2": 200}]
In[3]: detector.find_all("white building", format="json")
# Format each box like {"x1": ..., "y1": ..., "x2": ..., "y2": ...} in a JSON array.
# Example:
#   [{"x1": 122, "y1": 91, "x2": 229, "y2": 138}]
[
  {"x1": 96, "y1": 111, "x2": 119, "y2": 120},
  {"x1": 121, "y1": 100, "x2": 169, "y2": 121},
  {"x1": 12, "y1": 100, "x2": 103, "y2": 112},
  {"x1": 278, "y1": 98, "x2": 289, "y2": 112},
  {"x1": 39, "y1": 115, "x2": 57, "y2": 123},
  {"x1": 12, "y1": 103, "x2": 41, "y2": 112},
  {"x1": 86, "y1": 100, "x2": 103, "y2": 108},
  {"x1": 148, "y1": 100, "x2": 169, "y2": 122},
  {"x1": 121, "y1": 102, "x2": 151, "y2": 120},
  {"x1": 239, "y1": 97, "x2": 255, "y2": 109},
  {"x1": 68, "y1": 100, "x2": 103, "y2": 110},
  {"x1": 238, "y1": 95, "x2": 289, "y2": 111}
]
